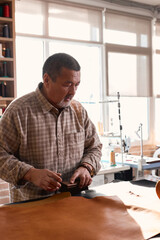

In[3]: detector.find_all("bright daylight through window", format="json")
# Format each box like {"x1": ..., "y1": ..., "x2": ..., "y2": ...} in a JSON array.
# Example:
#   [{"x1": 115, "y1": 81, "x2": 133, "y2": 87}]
[{"x1": 15, "y1": 0, "x2": 155, "y2": 147}]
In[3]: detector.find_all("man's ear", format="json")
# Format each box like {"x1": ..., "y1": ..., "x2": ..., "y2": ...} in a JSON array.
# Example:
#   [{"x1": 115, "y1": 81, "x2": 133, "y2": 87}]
[{"x1": 43, "y1": 73, "x2": 50, "y2": 87}]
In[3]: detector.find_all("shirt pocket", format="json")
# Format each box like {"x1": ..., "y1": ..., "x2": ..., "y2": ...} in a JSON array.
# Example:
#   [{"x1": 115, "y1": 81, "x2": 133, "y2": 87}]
[{"x1": 65, "y1": 131, "x2": 85, "y2": 158}]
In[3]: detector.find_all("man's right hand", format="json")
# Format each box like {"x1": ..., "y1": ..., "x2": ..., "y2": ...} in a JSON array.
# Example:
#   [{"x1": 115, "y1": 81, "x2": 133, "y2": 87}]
[{"x1": 23, "y1": 168, "x2": 62, "y2": 191}]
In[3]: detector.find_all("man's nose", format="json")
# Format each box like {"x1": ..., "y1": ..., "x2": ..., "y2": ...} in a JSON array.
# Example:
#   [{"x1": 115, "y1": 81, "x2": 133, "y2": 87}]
[{"x1": 69, "y1": 85, "x2": 77, "y2": 95}]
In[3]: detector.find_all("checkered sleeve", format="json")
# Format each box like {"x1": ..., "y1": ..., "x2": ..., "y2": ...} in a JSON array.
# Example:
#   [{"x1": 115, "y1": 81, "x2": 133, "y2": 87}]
[{"x1": 0, "y1": 107, "x2": 33, "y2": 186}]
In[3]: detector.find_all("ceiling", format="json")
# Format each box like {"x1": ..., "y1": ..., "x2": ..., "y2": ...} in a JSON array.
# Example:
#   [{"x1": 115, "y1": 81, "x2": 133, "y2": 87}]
[{"x1": 126, "y1": 0, "x2": 160, "y2": 6}]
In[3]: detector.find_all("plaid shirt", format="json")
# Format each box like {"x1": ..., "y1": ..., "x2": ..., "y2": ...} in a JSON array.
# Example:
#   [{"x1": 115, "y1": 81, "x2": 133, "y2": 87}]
[{"x1": 0, "y1": 83, "x2": 102, "y2": 202}]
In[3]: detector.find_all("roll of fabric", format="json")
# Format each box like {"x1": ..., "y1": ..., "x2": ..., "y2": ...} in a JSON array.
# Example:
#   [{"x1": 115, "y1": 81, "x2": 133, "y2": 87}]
[
  {"x1": 3, "y1": 24, "x2": 9, "y2": 38},
  {"x1": 3, "y1": 4, "x2": 10, "y2": 18}
]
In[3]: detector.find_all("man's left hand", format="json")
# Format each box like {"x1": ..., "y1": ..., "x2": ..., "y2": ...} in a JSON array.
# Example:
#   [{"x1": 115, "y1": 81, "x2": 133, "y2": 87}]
[{"x1": 70, "y1": 167, "x2": 92, "y2": 188}]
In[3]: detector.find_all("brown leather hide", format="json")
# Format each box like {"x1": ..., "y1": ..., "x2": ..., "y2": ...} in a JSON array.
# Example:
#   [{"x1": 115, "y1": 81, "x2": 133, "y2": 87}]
[
  {"x1": 0, "y1": 193, "x2": 144, "y2": 240},
  {"x1": 92, "y1": 181, "x2": 160, "y2": 239}
]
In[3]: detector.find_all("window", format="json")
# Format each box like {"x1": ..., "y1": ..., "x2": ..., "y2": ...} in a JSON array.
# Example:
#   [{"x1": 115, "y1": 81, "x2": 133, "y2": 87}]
[
  {"x1": 104, "y1": 12, "x2": 151, "y2": 48},
  {"x1": 104, "y1": 11, "x2": 152, "y2": 141},
  {"x1": 15, "y1": 0, "x2": 45, "y2": 35},
  {"x1": 105, "y1": 11, "x2": 152, "y2": 97},
  {"x1": 153, "y1": 54, "x2": 160, "y2": 96},
  {"x1": 16, "y1": 37, "x2": 44, "y2": 97},
  {"x1": 108, "y1": 52, "x2": 150, "y2": 97},
  {"x1": 48, "y1": 3, "x2": 102, "y2": 42},
  {"x1": 153, "y1": 21, "x2": 160, "y2": 97},
  {"x1": 154, "y1": 21, "x2": 160, "y2": 144},
  {"x1": 15, "y1": 0, "x2": 156, "y2": 145},
  {"x1": 15, "y1": 0, "x2": 103, "y2": 130}
]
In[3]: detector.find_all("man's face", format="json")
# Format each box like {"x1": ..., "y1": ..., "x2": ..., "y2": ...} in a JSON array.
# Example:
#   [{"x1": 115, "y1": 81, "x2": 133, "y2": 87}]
[{"x1": 43, "y1": 67, "x2": 80, "y2": 109}]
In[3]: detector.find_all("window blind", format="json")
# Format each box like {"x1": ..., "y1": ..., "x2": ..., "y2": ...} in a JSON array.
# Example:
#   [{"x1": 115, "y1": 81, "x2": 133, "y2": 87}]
[
  {"x1": 48, "y1": 2, "x2": 102, "y2": 42},
  {"x1": 105, "y1": 11, "x2": 152, "y2": 97}
]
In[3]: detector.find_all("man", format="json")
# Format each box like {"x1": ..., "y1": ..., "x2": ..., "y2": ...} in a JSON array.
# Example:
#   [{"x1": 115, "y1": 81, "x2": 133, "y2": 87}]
[{"x1": 0, "y1": 53, "x2": 102, "y2": 202}]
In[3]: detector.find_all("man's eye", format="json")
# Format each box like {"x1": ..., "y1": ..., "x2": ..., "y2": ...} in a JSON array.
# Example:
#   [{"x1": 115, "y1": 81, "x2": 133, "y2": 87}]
[{"x1": 64, "y1": 84, "x2": 71, "y2": 87}]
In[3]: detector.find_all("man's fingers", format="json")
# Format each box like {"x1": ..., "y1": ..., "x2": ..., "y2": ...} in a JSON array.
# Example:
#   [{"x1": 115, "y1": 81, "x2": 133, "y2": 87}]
[
  {"x1": 71, "y1": 167, "x2": 93, "y2": 188},
  {"x1": 79, "y1": 175, "x2": 91, "y2": 188},
  {"x1": 42, "y1": 184, "x2": 57, "y2": 192},
  {"x1": 49, "y1": 179, "x2": 61, "y2": 189},
  {"x1": 27, "y1": 169, "x2": 63, "y2": 191},
  {"x1": 88, "y1": 178, "x2": 92, "y2": 185},
  {"x1": 57, "y1": 173, "x2": 62, "y2": 177},
  {"x1": 79, "y1": 176, "x2": 85, "y2": 188},
  {"x1": 45, "y1": 176, "x2": 62, "y2": 190},
  {"x1": 41, "y1": 180, "x2": 61, "y2": 192},
  {"x1": 47, "y1": 172, "x2": 62, "y2": 183},
  {"x1": 70, "y1": 171, "x2": 79, "y2": 184}
]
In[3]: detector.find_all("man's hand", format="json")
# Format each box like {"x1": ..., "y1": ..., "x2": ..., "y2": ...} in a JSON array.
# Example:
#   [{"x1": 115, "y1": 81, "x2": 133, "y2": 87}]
[
  {"x1": 70, "y1": 167, "x2": 92, "y2": 189},
  {"x1": 24, "y1": 168, "x2": 62, "y2": 191}
]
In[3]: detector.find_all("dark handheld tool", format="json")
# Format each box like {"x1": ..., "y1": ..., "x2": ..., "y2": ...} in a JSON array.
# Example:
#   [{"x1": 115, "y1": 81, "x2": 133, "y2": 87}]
[{"x1": 60, "y1": 181, "x2": 88, "y2": 195}]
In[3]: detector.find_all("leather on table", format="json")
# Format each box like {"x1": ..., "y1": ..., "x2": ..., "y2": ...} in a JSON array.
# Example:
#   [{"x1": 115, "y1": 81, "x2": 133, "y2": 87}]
[
  {"x1": 91, "y1": 181, "x2": 160, "y2": 239},
  {"x1": 0, "y1": 193, "x2": 144, "y2": 240}
]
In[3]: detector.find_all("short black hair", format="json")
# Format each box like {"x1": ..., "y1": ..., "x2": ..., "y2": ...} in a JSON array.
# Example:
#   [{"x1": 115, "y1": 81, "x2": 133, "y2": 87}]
[{"x1": 42, "y1": 53, "x2": 81, "y2": 81}]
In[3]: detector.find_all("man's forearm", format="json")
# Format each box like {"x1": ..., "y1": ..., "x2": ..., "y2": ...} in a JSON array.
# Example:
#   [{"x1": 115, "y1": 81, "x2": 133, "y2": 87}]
[{"x1": 0, "y1": 149, "x2": 32, "y2": 186}]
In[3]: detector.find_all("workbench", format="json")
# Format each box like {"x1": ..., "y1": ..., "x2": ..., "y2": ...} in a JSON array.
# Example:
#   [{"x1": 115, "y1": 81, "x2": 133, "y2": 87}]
[
  {"x1": 116, "y1": 154, "x2": 160, "y2": 170},
  {"x1": 1, "y1": 180, "x2": 159, "y2": 240},
  {"x1": 101, "y1": 154, "x2": 160, "y2": 181},
  {"x1": 90, "y1": 163, "x2": 130, "y2": 187}
]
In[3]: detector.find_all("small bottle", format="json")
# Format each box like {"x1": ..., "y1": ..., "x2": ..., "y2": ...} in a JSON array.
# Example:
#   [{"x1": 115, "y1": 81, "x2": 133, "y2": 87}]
[{"x1": 109, "y1": 150, "x2": 116, "y2": 166}]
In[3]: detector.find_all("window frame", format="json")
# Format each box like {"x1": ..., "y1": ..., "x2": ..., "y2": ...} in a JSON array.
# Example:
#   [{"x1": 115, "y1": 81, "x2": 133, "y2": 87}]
[{"x1": 15, "y1": 0, "x2": 157, "y2": 146}]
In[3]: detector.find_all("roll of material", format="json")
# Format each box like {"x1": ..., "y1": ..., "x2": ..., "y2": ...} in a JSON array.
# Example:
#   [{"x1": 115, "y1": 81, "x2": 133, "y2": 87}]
[
  {"x1": 156, "y1": 180, "x2": 160, "y2": 199},
  {"x1": 3, "y1": 4, "x2": 10, "y2": 18},
  {"x1": 3, "y1": 62, "x2": 7, "y2": 77},
  {"x1": 109, "y1": 150, "x2": 116, "y2": 166},
  {"x1": 3, "y1": 24, "x2": 9, "y2": 38},
  {"x1": 0, "y1": 82, "x2": 6, "y2": 97},
  {"x1": 5, "y1": 48, "x2": 10, "y2": 58},
  {"x1": 0, "y1": 6, "x2": 3, "y2": 17}
]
